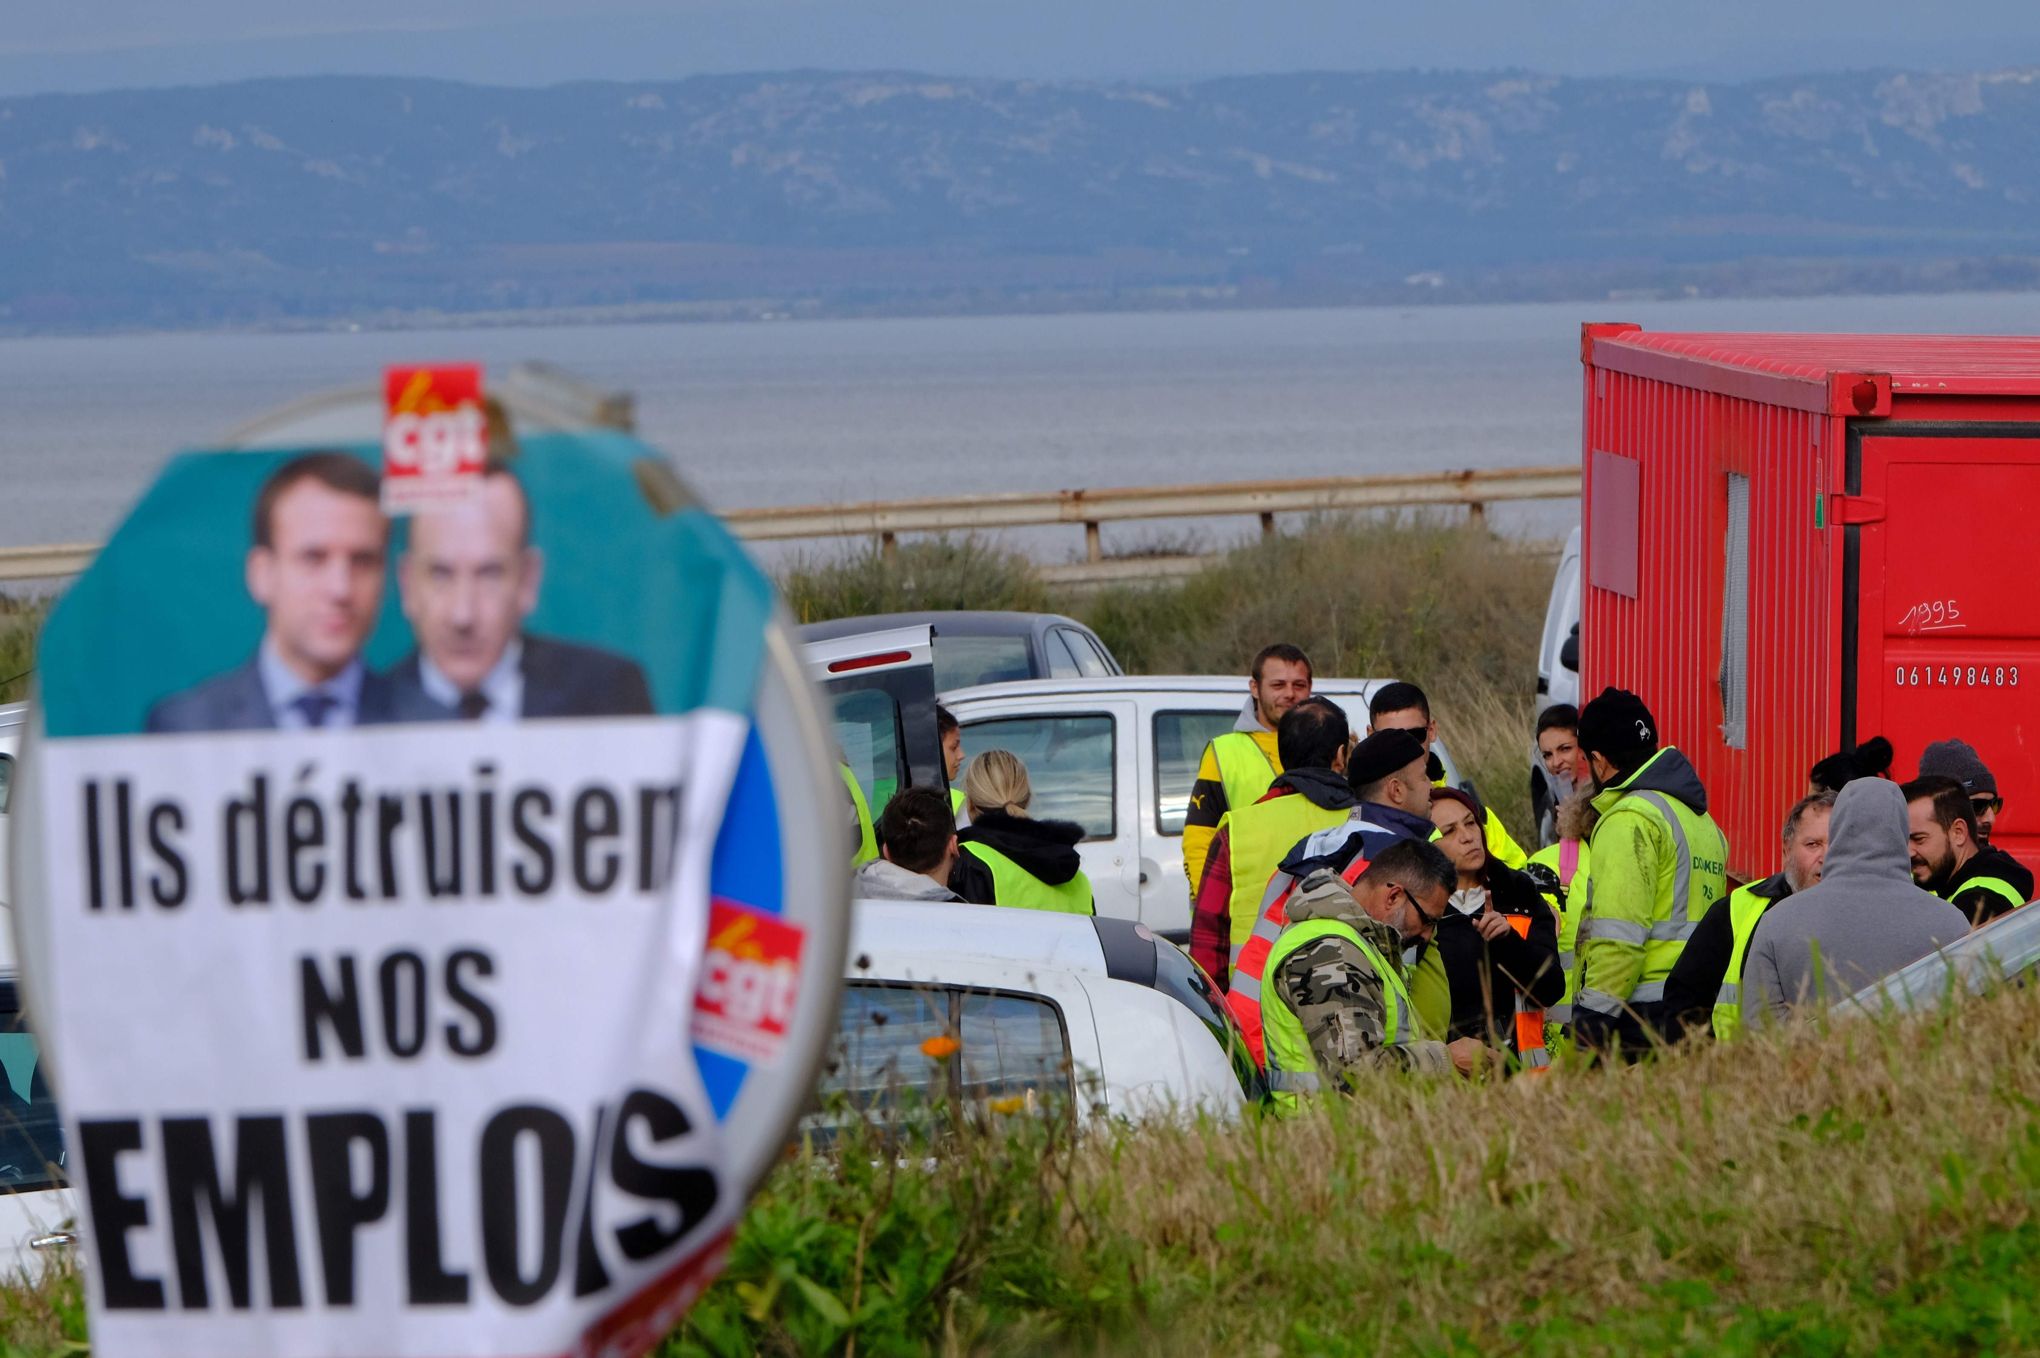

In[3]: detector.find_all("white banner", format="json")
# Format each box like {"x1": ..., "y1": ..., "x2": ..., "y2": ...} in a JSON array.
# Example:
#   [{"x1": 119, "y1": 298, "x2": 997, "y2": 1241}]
[{"x1": 32, "y1": 714, "x2": 749, "y2": 1358}]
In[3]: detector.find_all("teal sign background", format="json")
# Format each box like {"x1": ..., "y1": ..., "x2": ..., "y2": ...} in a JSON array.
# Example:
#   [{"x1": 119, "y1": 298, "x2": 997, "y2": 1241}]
[{"x1": 39, "y1": 431, "x2": 777, "y2": 738}]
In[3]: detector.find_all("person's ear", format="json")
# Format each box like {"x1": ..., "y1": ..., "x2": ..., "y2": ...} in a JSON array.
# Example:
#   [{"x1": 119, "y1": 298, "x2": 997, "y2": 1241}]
[
  {"x1": 518, "y1": 547, "x2": 544, "y2": 618},
  {"x1": 246, "y1": 546, "x2": 275, "y2": 608}
]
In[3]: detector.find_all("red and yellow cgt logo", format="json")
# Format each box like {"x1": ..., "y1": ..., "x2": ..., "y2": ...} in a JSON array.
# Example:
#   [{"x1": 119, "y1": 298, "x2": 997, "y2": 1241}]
[
  {"x1": 382, "y1": 363, "x2": 486, "y2": 510},
  {"x1": 694, "y1": 900, "x2": 806, "y2": 1063}
]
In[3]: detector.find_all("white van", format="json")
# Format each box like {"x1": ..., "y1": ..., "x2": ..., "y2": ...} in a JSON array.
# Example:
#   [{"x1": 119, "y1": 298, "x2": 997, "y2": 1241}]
[
  {"x1": 939, "y1": 677, "x2": 1464, "y2": 935},
  {"x1": 1537, "y1": 525, "x2": 1583, "y2": 712},
  {"x1": 0, "y1": 703, "x2": 77, "y2": 1278}
]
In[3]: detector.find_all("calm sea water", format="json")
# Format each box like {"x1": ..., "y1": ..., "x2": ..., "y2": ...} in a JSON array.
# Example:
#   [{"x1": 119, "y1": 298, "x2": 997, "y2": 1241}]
[{"x1": 3, "y1": 292, "x2": 2037, "y2": 551}]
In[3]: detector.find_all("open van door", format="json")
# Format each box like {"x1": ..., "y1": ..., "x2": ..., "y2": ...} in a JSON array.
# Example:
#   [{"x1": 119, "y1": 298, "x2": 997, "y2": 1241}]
[{"x1": 803, "y1": 625, "x2": 946, "y2": 820}]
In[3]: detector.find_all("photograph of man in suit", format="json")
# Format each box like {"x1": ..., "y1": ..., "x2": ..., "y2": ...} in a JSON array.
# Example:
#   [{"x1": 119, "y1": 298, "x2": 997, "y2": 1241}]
[
  {"x1": 389, "y1": 460, "x2": 654, "y2": 721},
  {"x1": 147, "y1": 452, "x2": 402, "y2": 732}
]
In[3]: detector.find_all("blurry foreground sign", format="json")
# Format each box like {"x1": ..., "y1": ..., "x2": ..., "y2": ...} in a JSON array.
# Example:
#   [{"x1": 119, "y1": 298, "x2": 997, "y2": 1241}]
[{"x1": 11, "y1": 418, "x2": 849, "y2": 1357}]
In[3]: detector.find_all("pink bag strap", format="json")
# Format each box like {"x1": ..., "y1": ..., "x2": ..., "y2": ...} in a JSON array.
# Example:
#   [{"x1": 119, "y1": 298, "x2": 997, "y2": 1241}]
[{"x1": 1558, "y1": 839, "x2": 1580, "y2": 888}]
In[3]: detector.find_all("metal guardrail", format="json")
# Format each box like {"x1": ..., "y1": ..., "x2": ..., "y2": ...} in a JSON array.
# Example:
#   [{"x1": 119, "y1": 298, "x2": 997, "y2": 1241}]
[{"x1": 0, "y1": 464, "x2": 1580, "y2": 584}]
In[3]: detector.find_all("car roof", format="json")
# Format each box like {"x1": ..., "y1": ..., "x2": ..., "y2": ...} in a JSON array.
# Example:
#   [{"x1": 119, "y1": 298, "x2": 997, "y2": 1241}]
[
  {"x1": 850, "y1": 899, "x2": 1109, "y2": 978},
  {"x1": 800, "y1": 611, "x2": 1089, "y2": 643},
  {"x1": 939, "y1": 675, "x2": 1395, "y2": 704}
]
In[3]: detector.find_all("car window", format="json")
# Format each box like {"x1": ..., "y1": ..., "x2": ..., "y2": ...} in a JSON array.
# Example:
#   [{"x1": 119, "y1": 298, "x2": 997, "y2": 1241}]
[
  {"x1": 957, "y1": 992, "x2": 1072, "y2": 1109},
  {"x1": 1043, "y1": 630, "x2": 1083, "y2": 679},
  {"x1": 934, "y1": 636, "x2": 1035, "y2": 690},
  {"x1": 0, "y1": 989, "x2": 65, "y2": 1194},
  {"x1": 829, "y1": 687, "x2": 905, "y2": 818},
  {"x1": 1057, "y1": 629, "x2": 1112, "y2": 679},
  {"x1": 0, "y1": 754, "x2": 12, "y2": 814},
  {"x1": 960, "y1": 713, "x2": 1115, "y2": 839},
  {"x1": 819, "y1": 983, "x2": 951, "y2": 1116},
  {"x1": 1152, "y1": 710, "x2": 1237, "y2": 835},
  {"x1": 1151, "y1": 942, "x2": 1266, "y2": 1102},
  {"x1": 811, "y1": 983, "x2": 1073, "y2": 1137}
]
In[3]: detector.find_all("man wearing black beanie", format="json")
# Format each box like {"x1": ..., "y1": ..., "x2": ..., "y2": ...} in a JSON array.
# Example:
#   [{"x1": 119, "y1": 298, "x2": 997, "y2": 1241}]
[{"x1": 1570, "y1": 686, "x2": 1730, "y2": 1058}]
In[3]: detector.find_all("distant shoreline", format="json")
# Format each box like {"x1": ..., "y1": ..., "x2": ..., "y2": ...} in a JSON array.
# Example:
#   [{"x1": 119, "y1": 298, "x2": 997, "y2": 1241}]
[{"x1": 9, "y1": 269, "x2": 2040, "y2": 343}]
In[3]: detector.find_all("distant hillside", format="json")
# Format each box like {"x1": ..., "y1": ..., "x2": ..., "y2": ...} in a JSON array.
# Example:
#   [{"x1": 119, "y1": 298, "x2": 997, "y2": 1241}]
[{"x1": 6, "y1": 68, "x2": 2040, "y2": 329}]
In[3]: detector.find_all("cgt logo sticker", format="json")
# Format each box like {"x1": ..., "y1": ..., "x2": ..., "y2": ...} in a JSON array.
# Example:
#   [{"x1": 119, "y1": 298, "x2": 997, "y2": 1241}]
[
  {"x1": 694, "y1": 900, "x2": 806, "y2": 1065},
  {"x1": 383, "y1": 363, "x2": 488, "y2": 514}
]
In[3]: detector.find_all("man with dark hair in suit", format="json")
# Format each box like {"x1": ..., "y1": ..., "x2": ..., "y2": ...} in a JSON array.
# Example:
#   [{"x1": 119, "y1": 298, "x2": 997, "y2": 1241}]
[
  {"x1": 389, "y1": 461, "x2": 653, "y2": 721},
  {"x1": 148, "y1": 451, "x2": 407, "y2": 732}
]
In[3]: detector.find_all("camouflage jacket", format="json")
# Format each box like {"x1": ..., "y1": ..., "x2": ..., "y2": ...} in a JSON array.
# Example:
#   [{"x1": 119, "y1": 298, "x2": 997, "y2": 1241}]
[{"x1": 1271, "y1": 870, "x2": 1452, "y2": 1081}]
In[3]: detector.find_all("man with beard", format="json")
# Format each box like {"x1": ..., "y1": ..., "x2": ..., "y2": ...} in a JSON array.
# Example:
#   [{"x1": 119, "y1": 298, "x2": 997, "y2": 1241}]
[
  {"x1": 1180, "y1": 644, "x2": 1313, "y2": 895},
  {"x1": 1662, "y1": 791, "x2": 1833, "y2": 1041},
  {"x1": 1903, "y1": 776, "x2": 2033, "y2": 926}
]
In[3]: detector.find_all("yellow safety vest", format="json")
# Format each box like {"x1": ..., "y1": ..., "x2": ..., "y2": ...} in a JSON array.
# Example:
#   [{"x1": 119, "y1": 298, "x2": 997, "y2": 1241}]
[
  {"x1": 1211, "y1": 730, "x2": 1281, "y2": 820},
  {"x1": 949, "y1": 787, "x2": 966, "y2": 818},
  {"x1": 1712, "y1": 881, "x2": 1776, "y2": 1042},
  {"x1": 1261, "y1": 916, "x2": 1413, "y2": 1115},
  {"x1": 1527, "y1": 838, "x2": 1590, "y2": 1042},
  {"x1": 1219, "y1": 792, "x2": 1351, "y2": 959},
  {"x1": 1574, "y1": 757, "x2": 1729, "y2": 1023},
  {"x1": 842, "y1": 763, "x2": 877, "y2": 867},
  {"x1": 959, "y1": 842, "x2": 1094, "y2": 915}
]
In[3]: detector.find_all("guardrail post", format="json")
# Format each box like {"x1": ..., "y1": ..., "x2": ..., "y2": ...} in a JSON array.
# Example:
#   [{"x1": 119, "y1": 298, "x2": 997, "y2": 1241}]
[
  {"x1": 1259, "y1": 512, "x2": 1276, "y2": 539},
  {"x1": 1084, "y1": 521, "x2": 1102, "y2": 563},
  {"x1": 1468, "y1": 502, "x2": 1487, "y2": 527},
  {"x1": 880, "y1": 531, "x2": 898, "y2": 562}
]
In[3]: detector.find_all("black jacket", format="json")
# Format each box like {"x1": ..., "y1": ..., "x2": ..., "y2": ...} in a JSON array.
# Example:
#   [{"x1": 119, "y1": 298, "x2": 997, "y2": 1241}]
[
  {"x1": 951, "y1": 811, "x2": 1089, "y2": 905},
  {"x1": 1429, "y1": 864, "x2": 1565, "y2": 1049},
  {"x1": 1945, "y1": 844, "x2": 2036, "y2": 926},
  {"x1": 1662, "y1": 871, "x2": 1791, "y2": 1041}
]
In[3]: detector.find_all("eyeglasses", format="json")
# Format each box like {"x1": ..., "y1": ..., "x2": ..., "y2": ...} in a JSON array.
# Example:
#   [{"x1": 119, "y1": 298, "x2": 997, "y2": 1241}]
[
  {"x1": 1396, "y1": 884, "x2": 1449, "y2": 931},
  {"x1": 1972, "y1": 795, "x2": 2004, "y2": 816}
]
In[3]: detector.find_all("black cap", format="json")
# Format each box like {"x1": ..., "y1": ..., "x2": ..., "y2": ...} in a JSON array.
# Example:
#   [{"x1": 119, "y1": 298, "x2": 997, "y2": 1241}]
[
  {"x1": 1577, "y1": 686, "x2": 1658, "y2": 768},
  {"x1": 1348, "y1": 728, "x2": 1430, "y2": 788}
]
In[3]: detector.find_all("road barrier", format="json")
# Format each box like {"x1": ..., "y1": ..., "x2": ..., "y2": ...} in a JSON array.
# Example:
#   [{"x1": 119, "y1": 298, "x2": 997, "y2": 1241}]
[{"x1": 0, "y1": 464, "x2": 1579, "y2": 585}]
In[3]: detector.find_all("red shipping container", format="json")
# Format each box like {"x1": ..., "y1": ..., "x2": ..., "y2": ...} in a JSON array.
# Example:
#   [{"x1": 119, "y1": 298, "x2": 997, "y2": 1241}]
[{"x1": 1579, "y1": 324, "x2": 2040, "y2": 884}]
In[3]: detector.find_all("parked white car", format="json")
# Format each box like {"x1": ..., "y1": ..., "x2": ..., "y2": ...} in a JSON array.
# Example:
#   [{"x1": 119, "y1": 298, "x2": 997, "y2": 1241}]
[
  {"x1": 826, "y1": 901, "x2": 1256, "y2": 1127},
  {"x1": 1847, "y1": 905, "x2": 2040, "y2": 1016},
  {"x1": 938, "y1": 676, "x2": 1466, "y2": 935},
  {"x1": 0, "y1": 703, "x2": 77, "y2": 1278}
]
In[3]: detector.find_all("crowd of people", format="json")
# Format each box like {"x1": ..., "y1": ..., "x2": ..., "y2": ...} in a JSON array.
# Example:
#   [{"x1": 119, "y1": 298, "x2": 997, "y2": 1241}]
[{"x1": 845, "y1": 642, "x2": 2031, "y2": 1109}]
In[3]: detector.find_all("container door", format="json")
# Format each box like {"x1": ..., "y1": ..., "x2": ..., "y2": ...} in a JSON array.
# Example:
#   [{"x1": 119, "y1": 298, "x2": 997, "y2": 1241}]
[{"x1": 1850, "y1": 429, "x2": 2040, "y2": 868}]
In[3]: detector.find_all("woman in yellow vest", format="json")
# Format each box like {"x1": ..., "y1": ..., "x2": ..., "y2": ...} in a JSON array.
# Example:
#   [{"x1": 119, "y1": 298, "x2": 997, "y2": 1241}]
[{"x1": 950, "y1": 750, "x2": 1095, "y2": 914}]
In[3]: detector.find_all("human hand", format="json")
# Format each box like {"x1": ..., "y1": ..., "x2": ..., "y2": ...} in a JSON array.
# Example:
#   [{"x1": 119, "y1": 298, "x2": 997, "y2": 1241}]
[
  {"x1": 1447, "y1": 1036, "x2": 1491, "y2": 1078},
  {"x1": 1473, "y1": 907, "x2": 1515, "y2": 943}
]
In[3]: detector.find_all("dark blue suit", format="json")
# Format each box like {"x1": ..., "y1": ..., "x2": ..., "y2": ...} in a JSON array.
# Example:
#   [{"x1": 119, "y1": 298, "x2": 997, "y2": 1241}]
[
  {"x1": 384, "y1": 635, "x2": 654, "y2": 720},
  {"x1": 143, "y1": 658, "x2": 435, "y2": 733}
]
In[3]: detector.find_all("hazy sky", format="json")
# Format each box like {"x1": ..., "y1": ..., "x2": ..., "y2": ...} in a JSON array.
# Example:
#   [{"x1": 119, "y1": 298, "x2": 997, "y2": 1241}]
[{"x1": 6, "y1": 0, "x2": 2040, "y2": 95}]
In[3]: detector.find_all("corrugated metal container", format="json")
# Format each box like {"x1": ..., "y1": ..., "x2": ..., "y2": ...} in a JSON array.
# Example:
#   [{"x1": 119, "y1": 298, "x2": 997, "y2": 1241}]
[{"x1": 1580, "y1": 325, "x2": 2040, "y2": 881}]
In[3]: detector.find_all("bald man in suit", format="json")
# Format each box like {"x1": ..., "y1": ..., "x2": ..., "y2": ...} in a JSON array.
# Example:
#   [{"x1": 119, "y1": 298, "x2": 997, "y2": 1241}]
[{"x1": 385, "y1": 462, "x2": 652, "y2": 722}]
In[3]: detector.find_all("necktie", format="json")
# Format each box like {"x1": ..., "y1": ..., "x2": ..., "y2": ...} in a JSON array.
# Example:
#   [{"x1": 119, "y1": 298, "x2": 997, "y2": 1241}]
[
  {"x1": 458, "y1": 690, "x2": 490, "y2": 720},
  {"x1": 293, "y1": 692, "x2": 339, "y2": 728}
]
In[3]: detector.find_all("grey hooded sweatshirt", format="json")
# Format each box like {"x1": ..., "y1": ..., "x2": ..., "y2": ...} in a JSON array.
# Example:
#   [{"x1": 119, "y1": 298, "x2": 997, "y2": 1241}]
[{"x1": 1741, "y1": 778, "x2": 1969, "y2": 1025}]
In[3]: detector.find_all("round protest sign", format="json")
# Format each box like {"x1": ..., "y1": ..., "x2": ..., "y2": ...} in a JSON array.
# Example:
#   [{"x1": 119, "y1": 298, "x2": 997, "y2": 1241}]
[{"x1": 9, "y1": 398, "x2": 849, "y2": 1357}]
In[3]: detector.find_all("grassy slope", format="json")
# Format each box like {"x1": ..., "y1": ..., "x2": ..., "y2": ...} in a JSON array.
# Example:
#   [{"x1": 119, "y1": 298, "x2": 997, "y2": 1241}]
[{"x1": 674, "y1": 985, "x2": 2040, "y2": 1357}]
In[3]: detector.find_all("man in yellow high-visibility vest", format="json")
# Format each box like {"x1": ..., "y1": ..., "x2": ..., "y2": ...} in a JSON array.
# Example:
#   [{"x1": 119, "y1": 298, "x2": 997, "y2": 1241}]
[
  {"x1": 1181, "y1": 644, "x2": 1313, "y2": 894},
  {"x1": 1570, "y1": 687, "x2": 1729, "y2": 1058}
]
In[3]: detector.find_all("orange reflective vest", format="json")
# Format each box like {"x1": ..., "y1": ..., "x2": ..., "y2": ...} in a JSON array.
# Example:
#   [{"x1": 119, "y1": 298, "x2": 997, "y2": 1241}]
[{"x1": 1226, "y1": 852, "x2": 1372, "y2": 1068}]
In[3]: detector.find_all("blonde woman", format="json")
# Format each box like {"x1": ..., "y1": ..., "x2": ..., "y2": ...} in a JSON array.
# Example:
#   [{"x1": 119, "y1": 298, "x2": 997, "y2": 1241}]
[{"x1": 950, "y1": 750, "x2": 1095, "y2": 914}]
